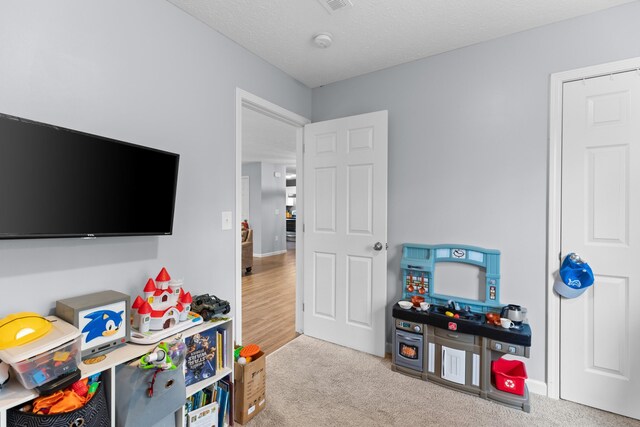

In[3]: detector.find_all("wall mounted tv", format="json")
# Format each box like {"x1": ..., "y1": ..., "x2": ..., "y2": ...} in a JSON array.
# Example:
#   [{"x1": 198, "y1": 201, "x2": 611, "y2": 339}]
[{"x1": 0, "y1": 113, "x2": 179, "y2": 239}]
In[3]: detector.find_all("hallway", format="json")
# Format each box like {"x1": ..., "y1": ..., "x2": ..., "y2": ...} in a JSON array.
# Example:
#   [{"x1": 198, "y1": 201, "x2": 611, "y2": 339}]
[{"x1": 241, "y1": 248, "x2": 298, "y2": 355}]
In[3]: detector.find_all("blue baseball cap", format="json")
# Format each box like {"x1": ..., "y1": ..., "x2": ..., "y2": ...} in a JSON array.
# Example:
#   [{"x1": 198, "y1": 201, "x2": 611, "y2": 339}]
[{"x1": 554, "y1": 253, "x2": 594, "y2": 298}]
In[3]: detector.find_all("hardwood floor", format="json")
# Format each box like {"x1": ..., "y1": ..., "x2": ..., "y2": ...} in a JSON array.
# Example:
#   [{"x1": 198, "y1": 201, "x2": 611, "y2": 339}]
[{"x1": 241, "y1": 249, "x2": 298, "y2": 356}]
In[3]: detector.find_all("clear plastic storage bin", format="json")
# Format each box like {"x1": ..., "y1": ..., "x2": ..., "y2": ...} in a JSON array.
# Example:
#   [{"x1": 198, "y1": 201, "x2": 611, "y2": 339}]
[
  {"x1": 0, "y1": 316, "x2": 81, "y2": 390},
  {"x1": 11, "y1": 336, "x2": 81, "y2": 389}
]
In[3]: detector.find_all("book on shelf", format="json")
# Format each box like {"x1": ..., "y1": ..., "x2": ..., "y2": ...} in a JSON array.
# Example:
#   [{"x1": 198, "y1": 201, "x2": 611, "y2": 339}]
[
  {"x1": 184, "y1": 380, "x2": 231, "y2": 427},
  {"x1": 216, "y1": 380, "x2": 230, "y2": 427},
  {"x1": 187, "y1": 401, "x2": 218, "y2": 427},
  {"x1": 184, "y1": 326, "x2": 227, "y2": 387}
]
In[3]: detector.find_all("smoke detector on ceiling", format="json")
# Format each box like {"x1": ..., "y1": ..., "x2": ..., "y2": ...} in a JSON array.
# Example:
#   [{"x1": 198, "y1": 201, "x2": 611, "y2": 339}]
[
  {"x1": 317, "y1": 0, "x2": 352, "y2": 14},
  {"x1": 313, "y1": 33, "x2": 333, "y2": 49}
]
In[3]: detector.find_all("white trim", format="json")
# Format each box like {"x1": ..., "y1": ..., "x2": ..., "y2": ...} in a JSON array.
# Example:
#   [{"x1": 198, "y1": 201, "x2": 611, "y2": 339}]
[
  {"x1": 547, "y1": 56, "x2": 640, "y2": 399},
  {"x1": 294, "y1": 124, "x2": 305, "y2": 334},
  {"x1": 252, "y1": 250, "x2": 288, "y2": 258},
  {"x1": 526, "y1": 379, "x2": 548, "y2": 397},
  {"x1": 235, "y1": 88, "x2": 310, "y2": 345}
]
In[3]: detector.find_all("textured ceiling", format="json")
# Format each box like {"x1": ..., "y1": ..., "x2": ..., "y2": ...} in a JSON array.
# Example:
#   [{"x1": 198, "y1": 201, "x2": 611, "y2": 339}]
[
  {"x1": 242, "y1": 106, "x2": 297, "y2": 166},
  {"x1": 167, "y1": 0, "x2": 635, "y2": 88}
]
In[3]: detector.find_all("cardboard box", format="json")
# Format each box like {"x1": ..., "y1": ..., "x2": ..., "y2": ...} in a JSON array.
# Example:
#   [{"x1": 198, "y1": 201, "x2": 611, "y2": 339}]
[{"x1": 234, "y1": 351, "x2": 266, "y2": 425}]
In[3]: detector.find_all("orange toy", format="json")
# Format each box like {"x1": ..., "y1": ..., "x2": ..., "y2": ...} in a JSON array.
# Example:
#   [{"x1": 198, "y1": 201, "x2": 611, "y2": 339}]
[{"x1": 239, "y1": 344, "x2": 261, "y2": 358}]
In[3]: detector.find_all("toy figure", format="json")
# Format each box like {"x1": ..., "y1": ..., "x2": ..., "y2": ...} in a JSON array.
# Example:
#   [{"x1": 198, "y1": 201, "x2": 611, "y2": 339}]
[{"x1": 139, "y1": 342, "x2": 175, "y2": 370}]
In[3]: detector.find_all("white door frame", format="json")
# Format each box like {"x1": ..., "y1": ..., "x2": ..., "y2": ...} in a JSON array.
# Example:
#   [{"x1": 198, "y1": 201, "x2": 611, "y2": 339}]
[
  {"x1": 235, "y1": 88, "x2": 310, "y2": 345},
  {"x1": 547, "y1": 56, "x2": 640, "y2": 399}
]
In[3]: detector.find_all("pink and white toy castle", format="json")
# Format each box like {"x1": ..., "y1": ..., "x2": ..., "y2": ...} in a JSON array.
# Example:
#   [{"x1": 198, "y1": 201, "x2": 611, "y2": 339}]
[{"x1": 131, "y1": 268, "x2": 193, "y2": 332}]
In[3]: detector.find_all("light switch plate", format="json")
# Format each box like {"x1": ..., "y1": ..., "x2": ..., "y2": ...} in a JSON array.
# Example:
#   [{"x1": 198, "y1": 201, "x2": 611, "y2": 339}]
[
  {"x1": 221, "y1": 211, "x2": 232, "y2": 230},
  {"x1": 275, "y1": 209, "x2": 279, "y2": 215}
]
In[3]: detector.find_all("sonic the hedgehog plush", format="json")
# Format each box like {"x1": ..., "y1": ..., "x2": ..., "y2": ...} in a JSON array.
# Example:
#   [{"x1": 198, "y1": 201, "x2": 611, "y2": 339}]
[{"x1": 82, "y1": 310, "x2": 124, "y2": 342}]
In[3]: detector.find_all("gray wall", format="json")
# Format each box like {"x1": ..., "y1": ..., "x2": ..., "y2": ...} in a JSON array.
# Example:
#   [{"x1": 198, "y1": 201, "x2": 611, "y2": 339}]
[
  {"x1": 0, "y1": 1, "x2": 310, "y2": 318},
  {"x1": 242, "y1": 163, "x2": 263, "y2": 253},
  {"x1": 312, "y1": 2, "x2": 640, "y2": 384},
  {"x1": 240, "y1": 162, "x2": 286, "y2": 255},
  {"x1": 259, "y1": 163, "x2": 287, "y2": 255}
]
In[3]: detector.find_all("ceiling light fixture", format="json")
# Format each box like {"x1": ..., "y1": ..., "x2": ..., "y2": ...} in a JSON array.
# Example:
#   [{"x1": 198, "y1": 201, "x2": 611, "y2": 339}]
[{"x1": 313, "y1": 33, "x2": 333, "y2": 49}]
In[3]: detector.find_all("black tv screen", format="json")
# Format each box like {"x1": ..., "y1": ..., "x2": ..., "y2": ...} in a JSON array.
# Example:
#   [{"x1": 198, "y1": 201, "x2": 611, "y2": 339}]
[{"x1": 0, "y1": 113, "x2": 179, "y2": 239}]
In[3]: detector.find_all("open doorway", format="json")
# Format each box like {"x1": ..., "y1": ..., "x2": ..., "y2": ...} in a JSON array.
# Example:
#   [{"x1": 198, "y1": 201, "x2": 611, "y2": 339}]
[{"x1": 235, "y1": 89, "x2": 309, "y2": 355}]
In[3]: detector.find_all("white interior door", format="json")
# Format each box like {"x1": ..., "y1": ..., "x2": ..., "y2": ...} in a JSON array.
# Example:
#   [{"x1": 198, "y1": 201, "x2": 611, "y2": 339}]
[
  {"x1": 560, "y1": 70, "x2": 640, "y2": 419},
  {"x1": 303, "y1": 110, "x2": 387, "y2": 357}
]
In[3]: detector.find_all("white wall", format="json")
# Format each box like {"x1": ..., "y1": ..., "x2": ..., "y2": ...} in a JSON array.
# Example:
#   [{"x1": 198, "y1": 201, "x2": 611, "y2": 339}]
[
  {"x1": 311, "y1": 2, "x2": 640, "y2": 384},
  {"x1": 0, "y1": 1, "x2": 311, "y2": 317}
]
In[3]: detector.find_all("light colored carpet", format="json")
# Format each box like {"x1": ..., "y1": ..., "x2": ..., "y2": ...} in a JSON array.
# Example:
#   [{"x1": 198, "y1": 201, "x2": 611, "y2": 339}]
[{"x1": 244, "y1": 335, "x2": 640, "y2": 427}]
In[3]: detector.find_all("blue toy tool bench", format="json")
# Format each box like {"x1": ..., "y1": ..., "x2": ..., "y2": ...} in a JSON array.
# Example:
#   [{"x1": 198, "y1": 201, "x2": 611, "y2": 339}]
[{"x1": 401, "y1": 243, "x2": 502, "y2": 312}]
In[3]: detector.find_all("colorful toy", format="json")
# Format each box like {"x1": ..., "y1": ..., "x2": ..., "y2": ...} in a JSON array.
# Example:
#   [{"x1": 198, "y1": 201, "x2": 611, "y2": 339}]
[
  {"x1": 130, "y1": 268, "x2": 194, "y2": 332},
  {"x1": 56, "y1": 291, "x2": 130, "y2": 359},
  {"x1": 191, "y1": 294, "x2": 231, "y2": 321},
  {"x1": 239, "y1": 344, "x2": 260, "y2": 359},
  {"x1": 72, "y1": 379, "x2": 88, "y2": 397},
  {"x1": 139, "y1": 337, "x2": 186, "y2": 371},
  {"x1": 140, "y1": 342, "x2": 175, "y2": 370}
]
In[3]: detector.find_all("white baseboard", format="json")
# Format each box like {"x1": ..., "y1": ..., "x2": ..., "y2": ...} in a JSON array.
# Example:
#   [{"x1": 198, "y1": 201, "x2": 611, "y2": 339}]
[
  {"x1": 253, "y1": 250, "x2": 287, "y2": 258},
  {"x1": 526, "y1": 379, "x2": 548, "y2": 396}
]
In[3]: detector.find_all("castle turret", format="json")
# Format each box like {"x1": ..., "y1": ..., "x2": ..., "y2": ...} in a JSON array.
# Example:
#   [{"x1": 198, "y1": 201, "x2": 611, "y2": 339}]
[
  {"x1": 138, "y1": 301, "x2": 153, "y2": 333},
  {"x1": 179, "y1": 291, "x2": 193, "y2": 321},
  {"x1": 132, "y1": 296, "x2": 145, "y2": 328},
  {"x1": 169, "y1": 279, "x2": 183, "y2": 300},
  {"x1": 181, "y1": 292, "x2": 192, "y2": 310},
  {"x1": 144, "y1": 278, "x2": 156, "y2": 303},
  {"x1": 156, "y1": 267, "x2": 171, "y2": 290}
]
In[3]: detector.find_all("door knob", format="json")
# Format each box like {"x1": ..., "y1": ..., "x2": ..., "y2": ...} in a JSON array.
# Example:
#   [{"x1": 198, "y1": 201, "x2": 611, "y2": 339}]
[{"x1": 373, "y1": 242, "x2": 383, "y2": 251}]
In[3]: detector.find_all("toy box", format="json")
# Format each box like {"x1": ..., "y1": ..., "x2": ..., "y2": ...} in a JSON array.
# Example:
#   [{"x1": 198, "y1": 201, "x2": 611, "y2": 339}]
[
  {"x1": 0, "y1": 316, "x2": 81, "y2": 390},
  {"x1": 234, "y1": 350, "x2": 266, "y2": 425},
  {"x1": 492, "y1": 357, "x2": 528, "y2": 396}
]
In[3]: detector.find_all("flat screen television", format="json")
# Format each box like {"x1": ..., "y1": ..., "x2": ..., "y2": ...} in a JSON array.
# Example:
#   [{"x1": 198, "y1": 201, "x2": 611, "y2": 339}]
[{"x1": 0, "y1": 113, "x2": 179, "y2": 239}]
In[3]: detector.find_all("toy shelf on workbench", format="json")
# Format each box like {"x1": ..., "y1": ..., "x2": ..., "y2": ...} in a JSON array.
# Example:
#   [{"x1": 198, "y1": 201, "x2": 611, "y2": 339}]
[{"x1": 0, "y1": 317, "x2": 234, "y2": 427}]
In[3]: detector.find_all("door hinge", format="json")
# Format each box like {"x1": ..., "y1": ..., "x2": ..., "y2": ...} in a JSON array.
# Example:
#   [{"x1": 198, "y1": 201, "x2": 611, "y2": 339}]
[
  {"x1": 303, "y1": 143, "x2": 305, "y2": 153},
  {"x1": 303, "y1": 223, "x2": 305, "y2": 232},
  {"x1": 302, "y1": 303, "x2": 305, "y2": 312}
]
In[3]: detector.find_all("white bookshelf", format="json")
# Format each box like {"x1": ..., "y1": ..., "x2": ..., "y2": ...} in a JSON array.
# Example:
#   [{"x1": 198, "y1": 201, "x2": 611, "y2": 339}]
[{"x1": 0, "y1": 317, "x2": 234, "y2": 427}]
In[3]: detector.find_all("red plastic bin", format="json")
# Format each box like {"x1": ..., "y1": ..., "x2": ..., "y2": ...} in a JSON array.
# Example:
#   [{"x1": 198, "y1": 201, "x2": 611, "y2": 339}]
[{"x1": 491, "y1": 357, "x2": 528, "y2": 396}]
